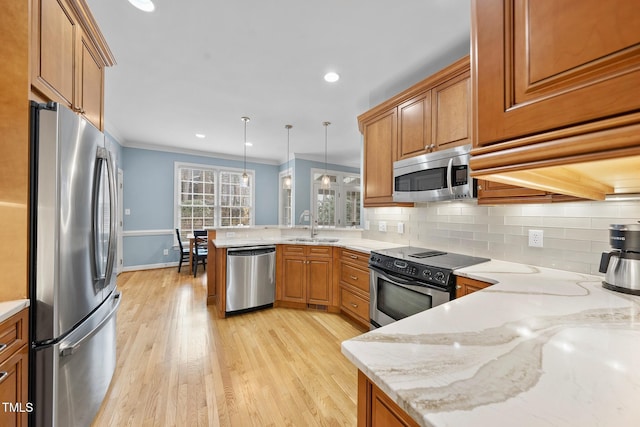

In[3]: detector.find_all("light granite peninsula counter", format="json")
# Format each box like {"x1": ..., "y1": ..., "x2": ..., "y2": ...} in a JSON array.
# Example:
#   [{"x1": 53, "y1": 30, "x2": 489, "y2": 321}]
[{"x1": 342, "y1": 260, "x2": 640, "y2": 427}]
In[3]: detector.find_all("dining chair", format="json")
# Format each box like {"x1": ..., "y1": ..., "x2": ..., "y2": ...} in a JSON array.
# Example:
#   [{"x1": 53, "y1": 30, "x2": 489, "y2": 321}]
[
  {"x1": 192, "y1": 229, "x2": 208, "y2": 276},
  {"x1": 175, "y1": 229, "x2": 191, "y2": 273}
]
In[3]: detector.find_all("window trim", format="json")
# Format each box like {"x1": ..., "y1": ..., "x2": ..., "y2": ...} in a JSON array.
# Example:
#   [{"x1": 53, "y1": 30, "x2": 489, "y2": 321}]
[{"x1": 174, "y1": 162, "x2": 256, "y2": 239}]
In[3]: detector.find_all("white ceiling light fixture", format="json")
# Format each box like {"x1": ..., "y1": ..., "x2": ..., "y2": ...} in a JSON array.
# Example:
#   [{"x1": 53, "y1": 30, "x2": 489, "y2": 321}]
[
  {"x1": 321, "y1": 121, "x2": 331, "y2": 190},
  {"x1": 324, "y1": 72, "x2": 340, "y2": 83},
  {"x1": 244, "y1": 142, "x2": 253, "y2": 147},
  {"x1": 241, "y1": 117, "x2": 250, "y2": 187},
  {"x1": 195, "y1": 133, "x2": 205, "y2": 139},
  {"x1": 127, "y1": 0, "x2": 155, "y2": 12},
  {"x1": 283, "y1": 124, "x2": 293, "y2": 190}
]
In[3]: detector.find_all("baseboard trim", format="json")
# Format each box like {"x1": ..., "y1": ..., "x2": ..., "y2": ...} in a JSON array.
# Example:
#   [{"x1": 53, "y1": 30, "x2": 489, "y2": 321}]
[{"x1": 122, "y1": 261, "x2": 179, "y2": 272}]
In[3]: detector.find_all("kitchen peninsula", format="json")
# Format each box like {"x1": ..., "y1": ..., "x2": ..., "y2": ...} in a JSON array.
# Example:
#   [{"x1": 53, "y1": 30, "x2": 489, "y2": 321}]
[{"x1": 342, "y1": 260, "x2": 640, "y2": 426}]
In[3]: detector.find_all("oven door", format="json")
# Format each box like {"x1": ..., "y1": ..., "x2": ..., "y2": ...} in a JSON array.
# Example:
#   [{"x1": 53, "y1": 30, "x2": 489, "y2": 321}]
[{"x1": 369, "y1": 266, "x2": 451, "y2": 329}]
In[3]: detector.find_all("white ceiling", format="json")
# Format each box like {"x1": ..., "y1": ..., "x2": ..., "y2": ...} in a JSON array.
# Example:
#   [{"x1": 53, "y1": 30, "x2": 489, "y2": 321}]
[{"x1": 86, "y1": 0, "x2": 471, "y2": 168}]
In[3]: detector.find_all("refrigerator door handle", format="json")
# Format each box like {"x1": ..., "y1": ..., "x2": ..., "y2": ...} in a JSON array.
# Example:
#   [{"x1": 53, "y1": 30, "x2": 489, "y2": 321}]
[
  {"x1": 104, "y1": 148, "x2": 118, "y2": 284},
  {"x1": 92, "y1": 147, "x2": 117, "y2": 288},
  {"x1": 59, "y1": 292, "x2": 121, "y2": 357}
]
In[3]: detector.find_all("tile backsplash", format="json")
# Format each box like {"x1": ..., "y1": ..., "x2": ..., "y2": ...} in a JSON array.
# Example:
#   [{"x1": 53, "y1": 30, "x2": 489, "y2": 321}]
[{"x1": 363, "y1": 200, "x2": 640, "y2": 275}]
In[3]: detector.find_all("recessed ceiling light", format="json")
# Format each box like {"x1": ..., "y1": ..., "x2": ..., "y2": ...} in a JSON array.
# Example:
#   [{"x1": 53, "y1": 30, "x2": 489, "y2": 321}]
[
  {"x1": 195, "y1": 133, "x2": 205, "y2": 139},
  {"x1": 324, "y1": 72, "x2": 340, "y2": 83},
  {"x1": 245, "y1": 142, "x2": 253, "y2": 147},
  {"x1": 128, "y1": 0, "x2": 155, "y2": 12}
]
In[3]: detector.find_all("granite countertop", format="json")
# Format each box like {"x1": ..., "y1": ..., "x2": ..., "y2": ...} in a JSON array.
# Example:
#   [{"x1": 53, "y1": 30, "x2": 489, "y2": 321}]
[
  {"x1": 0, "y1": 299, "x2": 30, "y2": 323},
  {"x1": 342, "y1": 259, "x2": 640, "y2": 427},
  {"x1": 212, "y1": 237, "x2": 405, "y2": 253}
]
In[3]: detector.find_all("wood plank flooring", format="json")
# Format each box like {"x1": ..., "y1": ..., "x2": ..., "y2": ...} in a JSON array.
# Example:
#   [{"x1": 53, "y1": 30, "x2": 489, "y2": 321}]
[{"x1": 92, "y1": 268, "x2": 366, "y2": 426}]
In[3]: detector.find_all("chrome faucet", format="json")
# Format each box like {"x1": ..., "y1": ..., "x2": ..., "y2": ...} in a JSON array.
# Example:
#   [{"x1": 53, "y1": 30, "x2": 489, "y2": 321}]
[{"x1": 299, "y1": 210, "x2": 317, "y2": 238}]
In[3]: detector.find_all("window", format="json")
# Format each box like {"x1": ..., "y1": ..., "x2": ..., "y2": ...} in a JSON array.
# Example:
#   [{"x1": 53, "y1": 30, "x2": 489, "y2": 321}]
[
  {"x1": 175, "y1": 163, "x2": 254, "y2": 235},
  {"x1": 311, "y1": 169, "x2": 361, "y2": 228},
  {"x1": 279, "y1": 169, "x2": 292, "y2": 226},
  {"x1": 219, "y1": 171, "x2": 252, "y2": 226}
]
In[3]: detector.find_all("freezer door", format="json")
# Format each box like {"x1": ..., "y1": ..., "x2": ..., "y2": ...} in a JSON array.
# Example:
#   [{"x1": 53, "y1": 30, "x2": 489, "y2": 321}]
[
  {"x1": 33, "y1": 104, "x2": 115, "y2": 342},
  {"x1": 32, "y1": 291, "x2": 121, "y2": 427}
]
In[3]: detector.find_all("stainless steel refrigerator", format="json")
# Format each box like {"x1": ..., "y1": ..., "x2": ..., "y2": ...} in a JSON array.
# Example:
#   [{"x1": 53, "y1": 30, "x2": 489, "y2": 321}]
[{"x1": 29, "y1": 102, "x2": 121, "y2": 427}]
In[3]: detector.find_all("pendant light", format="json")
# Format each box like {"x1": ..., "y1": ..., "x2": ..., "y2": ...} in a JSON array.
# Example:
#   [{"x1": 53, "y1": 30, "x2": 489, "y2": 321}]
[
  {"x1": 283, "y1": 125, "x2": 292, "y2": 190},
  {"x1": 321, "y1": 121, "x2": 331, "y2": 190},
  {"x1": 241, "y1": 116, "x2": 250, "y2": 187}
]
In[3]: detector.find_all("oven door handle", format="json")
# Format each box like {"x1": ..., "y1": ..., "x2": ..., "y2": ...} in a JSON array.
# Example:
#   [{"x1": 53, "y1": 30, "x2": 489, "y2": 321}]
[{"x1": 370, "y1": 266, "x2": 421, "y2": 289}]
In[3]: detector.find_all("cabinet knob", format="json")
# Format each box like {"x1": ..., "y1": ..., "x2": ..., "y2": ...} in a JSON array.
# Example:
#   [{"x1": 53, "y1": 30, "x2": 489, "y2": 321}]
[
  {"x1": 350, "y1": 275, "x2": 358, "y2": 280},
  {"x1": 350, "y1": 302, "x2": 358, "y2": 308},
  {"x1": 477, "y1": 184, "x2": 483, "y2": 191},
  {"x1": 456, "y1": 285, "x2": 462, "y2": 290}
]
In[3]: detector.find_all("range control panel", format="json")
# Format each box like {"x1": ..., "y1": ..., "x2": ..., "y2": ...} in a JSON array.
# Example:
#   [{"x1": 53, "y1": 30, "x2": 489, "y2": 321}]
[{"x1": 369, "y1": 253, "x2": 452, "y2": 289}]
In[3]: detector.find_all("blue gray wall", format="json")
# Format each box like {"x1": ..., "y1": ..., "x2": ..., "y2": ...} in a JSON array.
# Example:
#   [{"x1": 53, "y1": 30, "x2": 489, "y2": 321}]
[{"x1": 121, "y1": 147, "x2": 280, "y2": 269}]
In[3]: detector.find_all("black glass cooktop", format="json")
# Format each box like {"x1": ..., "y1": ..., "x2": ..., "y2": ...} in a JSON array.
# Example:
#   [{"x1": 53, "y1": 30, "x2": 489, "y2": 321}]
[{"x1": 372, "y1": 246, "x2": 489, "y2": 270}]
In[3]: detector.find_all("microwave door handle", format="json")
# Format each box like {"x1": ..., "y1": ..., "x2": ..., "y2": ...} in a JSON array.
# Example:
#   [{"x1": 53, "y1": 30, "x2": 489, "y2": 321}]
[{"x1": 446, "y1": 157, "x2": 454, "y2": 195}]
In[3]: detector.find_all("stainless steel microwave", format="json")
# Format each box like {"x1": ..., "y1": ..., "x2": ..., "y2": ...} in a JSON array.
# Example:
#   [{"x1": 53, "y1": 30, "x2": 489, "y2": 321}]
[{"x1": 393, "y1": 144, "x2": 476, "y2": 203}]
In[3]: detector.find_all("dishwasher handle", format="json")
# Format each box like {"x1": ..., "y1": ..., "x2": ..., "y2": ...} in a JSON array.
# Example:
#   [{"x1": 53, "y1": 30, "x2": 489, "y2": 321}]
[{"x1": 227, "y1": 246, "x2": 276, "y2": 256}]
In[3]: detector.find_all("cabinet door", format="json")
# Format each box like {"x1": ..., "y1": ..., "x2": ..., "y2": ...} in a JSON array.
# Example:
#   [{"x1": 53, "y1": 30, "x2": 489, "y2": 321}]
[
  {"x1": 456, "y1": 276, "x2": 492, "y2": 298},
  {"x1": 432, "y1": 71, "x2": 471, "y2": 151},
  {"x1": 282, "y1": 257, "x2": 306, "y2": 303},
  {"x1": 307, "y1": 258, "x2": 331, "y2": 305},
  {"x1": 33, "y1": 0, "x2": 77, "y2": 106},
  {"x1": 78, "y1": 32, "x2": 104, "y2": 130},
  {"x1": 473, "y1": 0, "x2": 640, "y2": 146},
  {"x1": 363, "y1": 109, "x2": 398, "y2": 206},
  {"x1": 398, "y1": 92, "x2": 431, "y2": 159},
  {"x1": 0, "y1": 346, "x2": 29, "y2": 427}
]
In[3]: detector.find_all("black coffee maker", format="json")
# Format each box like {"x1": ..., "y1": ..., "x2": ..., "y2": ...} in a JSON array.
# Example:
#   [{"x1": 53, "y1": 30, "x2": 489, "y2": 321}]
[{"x1": 599, "y1": 223, "x2": 640, "y2": 295}]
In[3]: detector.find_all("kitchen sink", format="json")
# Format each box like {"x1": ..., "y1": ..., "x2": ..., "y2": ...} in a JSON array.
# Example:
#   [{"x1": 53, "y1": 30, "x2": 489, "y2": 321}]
[{"x1": 287, "y1": 237, "x2": 340, "y2": 243}]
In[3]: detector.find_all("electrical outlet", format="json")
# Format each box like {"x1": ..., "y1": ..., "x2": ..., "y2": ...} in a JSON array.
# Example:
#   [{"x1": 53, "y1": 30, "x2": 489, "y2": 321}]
[
  {"x1": 397, "y1": 222, "x2": 404, "y2": 234},
  {"x1": 528, "y1": 229, "x2": 544, "y2": 248},
  {"x1": 378, "y1": 221, "x2": 387, "y2": 232},
  {"x1": 124, "y1": 208, "x2": 131, "y2": 215},
  {"x1": 163, "y1": 249, "x2": 169, "y2": 256}
]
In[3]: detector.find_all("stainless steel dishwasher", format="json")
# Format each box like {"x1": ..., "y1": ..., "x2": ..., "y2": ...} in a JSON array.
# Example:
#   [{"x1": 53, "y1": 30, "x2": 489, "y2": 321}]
[{"x1": 226, "y1": 245, "x2": 276, "y2": 314}]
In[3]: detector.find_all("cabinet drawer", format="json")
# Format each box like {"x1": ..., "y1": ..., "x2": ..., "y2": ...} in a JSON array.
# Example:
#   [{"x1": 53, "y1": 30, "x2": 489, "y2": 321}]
[
  {"x1": 340, "y1": 287, "x2": 369, "y2": 324},
  {"x1": 282, "y1": 245, "x2": 306, "y2": 257},
  {"x1": 307, "y1": 246, "x2": 332, "y2": 258},
  {"x1": 341, "y1": 263, "x2": 369, "y2": 293},
  {"x1": 340, "y1": 248, "x2": 369, "y2": 269},
  {"x1": 0, "y1": 308, "x2": 28, "y2": 365}
]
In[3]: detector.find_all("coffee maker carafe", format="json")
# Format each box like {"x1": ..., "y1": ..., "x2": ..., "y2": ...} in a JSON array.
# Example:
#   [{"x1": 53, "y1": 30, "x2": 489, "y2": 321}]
[{"x1": 599, "y1": 223, "x2": 640, "y2": 295}]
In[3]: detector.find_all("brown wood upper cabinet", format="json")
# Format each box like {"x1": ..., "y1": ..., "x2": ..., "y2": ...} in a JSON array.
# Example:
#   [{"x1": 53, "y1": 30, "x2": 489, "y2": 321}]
[
  {"x1": 31, "y1": 0, "x2": 115, "y2": 130},
  {"x1": 470, "y1": 0, "x2": 640, "y2": 200},
  {"x1": 397, "y1": 59, "x2": 470, "y2": 160},
  {"x1": 359, "y1": 56, "x2": 470, "y2": 207}
]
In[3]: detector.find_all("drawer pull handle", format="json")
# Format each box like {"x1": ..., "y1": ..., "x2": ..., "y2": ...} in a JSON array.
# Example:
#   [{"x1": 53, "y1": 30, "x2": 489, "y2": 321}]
[
  {"x1": 350, "y1": 255, "x2": 358, "y2": 259},
  {"x1": 0, "y1": 343, "x2": 6, "y2": 352},
  {"x1": 350, "y1": 275, "x2": 358, "y2": 280},
  {"x1": 0, "y1": 371, "x2": 8, "y2": 383},
  {"x1": 456, "y1": 285, "x2": 462, "y2": 290},
  {"x1": 350, "y1": 302, "x2": 358, "y2": 308}
]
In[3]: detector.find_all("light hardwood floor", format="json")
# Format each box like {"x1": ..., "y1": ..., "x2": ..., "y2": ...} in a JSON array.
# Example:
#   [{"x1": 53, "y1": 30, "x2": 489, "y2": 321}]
[{"x1": 92, "y1": 268, "x2": 366, "y2": 426}]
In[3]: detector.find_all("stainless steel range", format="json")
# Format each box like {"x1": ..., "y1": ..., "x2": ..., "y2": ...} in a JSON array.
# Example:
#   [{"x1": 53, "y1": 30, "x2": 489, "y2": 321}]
[{"x1": 369, "y1": 246, "x2": 489, "y2": 328}]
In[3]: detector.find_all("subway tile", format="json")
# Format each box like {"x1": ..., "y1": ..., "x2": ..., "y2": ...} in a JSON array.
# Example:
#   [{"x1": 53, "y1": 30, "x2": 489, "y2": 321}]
[
  {"x1": 489, "y1": 224, "x2": 525, "y2": 235},
  {"x1": 504, "y1": 216, "x2": 543, "y2": 226},
  {"x1": 542, "y1": 216, "x2": 591, "y2": 228}
]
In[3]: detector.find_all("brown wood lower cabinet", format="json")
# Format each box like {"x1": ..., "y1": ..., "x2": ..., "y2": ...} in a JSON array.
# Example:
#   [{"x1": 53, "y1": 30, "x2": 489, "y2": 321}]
[
  {"x1": 358, "y1": 370, "x2": 419, "y2": 427},
  {"x1": 339, "y1": 249, "x2": 370, "y2": 328},
  {"x1": 0, "y1": 308, "x2": 29, "y2": 427},
  {"x1": 456, "y1": 276, "x2": 493, "y2": 298},
  {"x1": 277, "y1": 245, "x2": 336, "y2": 310}
]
